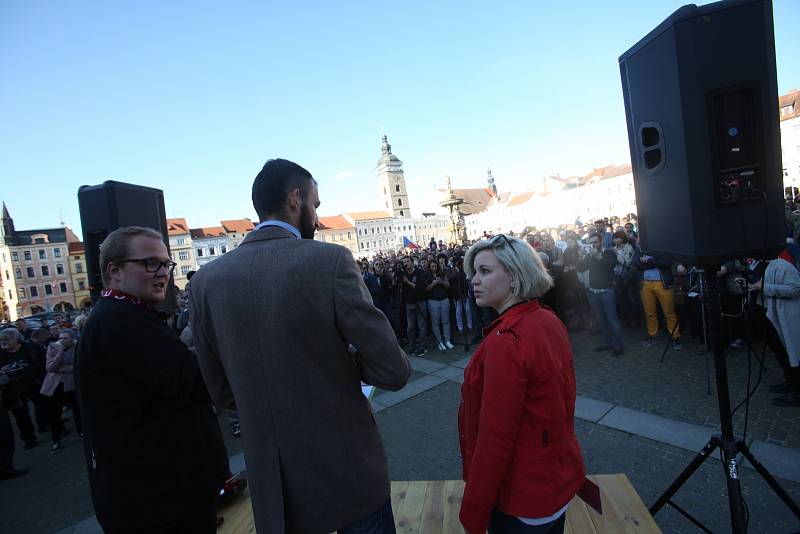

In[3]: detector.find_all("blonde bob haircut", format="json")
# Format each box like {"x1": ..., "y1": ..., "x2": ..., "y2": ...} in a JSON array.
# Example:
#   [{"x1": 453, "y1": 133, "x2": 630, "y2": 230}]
[{"x1": 464, "y1": 235, "x2": 553, "y2": 300}]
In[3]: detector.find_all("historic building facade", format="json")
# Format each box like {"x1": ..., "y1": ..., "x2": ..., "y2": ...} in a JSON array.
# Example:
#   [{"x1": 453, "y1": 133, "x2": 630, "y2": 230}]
[
  {"x1": 68, "y1": 242, "x2": 91, "y2": 310},
  {"x1": 167, "y1": 218, "x2": 196, "y2": 289},
  {"x1": 376, "y1": 135, "x2": 411, "y2": 218},
  {"x1": 190, "y1": 226, "x2": 230, "y2": 267},
  {"x1": 316, "y1": 215, "x2": 358, "y2": 254},
  {"x1": 781, "y1": 89, "x2": 800, "y2": 197}
]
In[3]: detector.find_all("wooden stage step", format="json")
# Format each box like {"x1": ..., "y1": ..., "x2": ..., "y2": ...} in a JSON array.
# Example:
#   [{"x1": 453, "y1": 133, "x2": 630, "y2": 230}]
[{"x1": 217, "y1": 474, "x2": 661, "y2": 533}]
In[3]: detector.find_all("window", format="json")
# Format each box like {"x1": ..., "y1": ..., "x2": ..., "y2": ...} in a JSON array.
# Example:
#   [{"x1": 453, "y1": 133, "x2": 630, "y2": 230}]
[
  {"x1": 56, "y1": 263, "x2": 64, "y2": 275},
  {"x1": 398, "y1": 199, "x2": 403, "y2": 206},
  {"x1": 1, "y1": 253, "x2": 4, "y2": 261},
  {"x1": 4, "y1": 270, "x2": 8, "y2": 280},
  {"x1": 12, "y1": 251, "x2": 18, "y2": 261},
  {"x1": 395, "y1": 185, "x2": 400, "y2": 192},
  {"x1": 176, "y1": 238, "x2": 185, "y2": 245},
  {"x1": 221, "y1": 245, "x2": 227, "y2": 254},
  {"x1": 60, "y1": 281, "x2": 67, "y2": 293},
  {"x1": 178, "y1": 251, "x2": 189, "y2": 261},
  {"x1": 44, "y1": 284, "x2": 53, "y2": 295},
  {"x1": 54, "y1": 248, "x2": 61, "y2": 258},
  {"x1": 196, "y1": 248, "x2": 204, "y2": 257},
  {"x1": 371, "y1": 228, "x2": 375, "y2": 234},
  {"x1": 8, "y1": 290, "x2": 12, "y2": 300},
  {"x1": 18, "y1": 288, "x2": 25, "y2": 299},
  {"x1": 209, "y1": 246, "x2": 216, "y2": 256},
  {"x1": 75, "y1": 255, "x2": 81, "y2": 260},
  {"x1": 181, "y1": 265, "x2": 191, "y2": 275},
  {"x1": 41, "y1": 265, "x2": 49, "y2": 276},
  {"x1": 24, "y1": 251, "x2": 31, "y2": 261},
  {"x1": 78, "y1": 280, "x2": 86, "y2": 290},
  {"x1": 26, "y1": 267, "x2": 35, "y2": 278},
  {"x1": 30, "y1": 286, "x2": 38, "y2": 297},
  {"x1": 347, "y1": 232, "x2": 351, "y2": 240},
  {"x1": 400, "y1": 210, "x2": 404, "y2": 216},
  {"x1": 75, "y1": 263, "x2": 83, "y2": 273},
  {"x1": 39, "y1": 249, "x2": 46, "y2": 260},
  {"x1": 15, "y1": 268, "x2": 21, "y2": 278}
]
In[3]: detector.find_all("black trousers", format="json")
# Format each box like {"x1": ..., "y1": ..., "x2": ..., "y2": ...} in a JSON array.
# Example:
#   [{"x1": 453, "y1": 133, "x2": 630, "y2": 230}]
[
  {"x1": 7, "y1": 397, "x2": 36, "y2": 444},
  {"x1": 50, "y1": 383, "x2": 81, "y2": 443},
  {"x1": 762, "y1": 312, "x2": 800, "y2": 389},
  {"x1": 100, "y1": 489, "x2": 219, "y2": 534},
  {"x1": 0, "y1": 402, "x2": 14, "y2": 473}
]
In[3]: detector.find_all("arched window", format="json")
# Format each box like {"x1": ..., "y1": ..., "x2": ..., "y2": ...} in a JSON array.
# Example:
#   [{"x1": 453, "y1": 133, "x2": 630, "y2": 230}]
[
  {"x1": 395, "y1": 185, "x2": 400, "y2": 192},
  {"x1": 398, "y1": 198, "x2": 403, "y2": 206}
]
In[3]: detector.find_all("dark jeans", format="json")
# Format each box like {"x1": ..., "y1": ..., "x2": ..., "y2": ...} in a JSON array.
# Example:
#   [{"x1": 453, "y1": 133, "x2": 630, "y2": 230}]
[
  {"x1": 101, "y1": 489, "x2": 218, "y2": 534},
  {"x1": 339, "y1": 499, "x2": 396, "y2": 534},
  {"x1": 7, "y1": 397, "x2": 36, "y2": 444},
  {"x1": 587, "y1": 289, "x2": 623, "y2": 350},
  {"x1": 50, "y1": 383, "x2": 81, "y2": 443},
  {"x1": 405, "y1": 300, "x2": 428, "y2": 350},
  {"x1": 488, "y1": 508, "x2": 566, "y2": 534}
]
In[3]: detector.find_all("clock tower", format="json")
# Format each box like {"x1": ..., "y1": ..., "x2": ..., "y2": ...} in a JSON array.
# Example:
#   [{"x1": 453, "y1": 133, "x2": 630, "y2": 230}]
[{"x1": 376, "y1": 135, "x2": 410, "y2": 218}]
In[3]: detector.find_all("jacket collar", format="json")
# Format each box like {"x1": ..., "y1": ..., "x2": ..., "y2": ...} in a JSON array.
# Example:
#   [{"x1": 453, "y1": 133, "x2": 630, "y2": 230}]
[
  {"x1": 482, "y1": 300, "x2": 540, "y2": 337},
  {"x1": 239, "y1": 225, "x2": 297, "y2": 246}
]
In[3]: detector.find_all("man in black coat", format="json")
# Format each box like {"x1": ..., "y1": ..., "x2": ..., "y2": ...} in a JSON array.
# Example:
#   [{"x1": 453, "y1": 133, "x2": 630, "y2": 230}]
[{"x1": 76, "y1": 226, "x2": 228, "y2": 534}]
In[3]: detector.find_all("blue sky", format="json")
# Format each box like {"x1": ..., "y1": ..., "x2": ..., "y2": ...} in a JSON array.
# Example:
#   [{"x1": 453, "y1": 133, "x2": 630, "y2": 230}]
[{"x1": 1, "y1": 0, "x2": 798, "y2": 236}]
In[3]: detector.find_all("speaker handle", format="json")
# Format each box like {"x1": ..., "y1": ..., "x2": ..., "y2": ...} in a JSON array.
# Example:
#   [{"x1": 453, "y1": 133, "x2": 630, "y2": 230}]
[{"x1": 639, "y1": 121, "x2": 666, "y2": 175}]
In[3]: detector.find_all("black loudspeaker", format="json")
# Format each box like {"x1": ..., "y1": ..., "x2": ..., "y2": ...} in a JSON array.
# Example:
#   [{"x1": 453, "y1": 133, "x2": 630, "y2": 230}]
[
  {"x1": 77, "y1": 180, "x2": 176, "y2": 311},
  {"x1": 619, "y1": 0, "x2": 785, "y2": 265}
]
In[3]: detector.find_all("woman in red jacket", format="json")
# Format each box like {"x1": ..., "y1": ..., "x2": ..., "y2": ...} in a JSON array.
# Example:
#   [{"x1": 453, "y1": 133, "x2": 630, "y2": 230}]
[{"x1": 460, "y1": 234, "x2": 586, "y2": 534}]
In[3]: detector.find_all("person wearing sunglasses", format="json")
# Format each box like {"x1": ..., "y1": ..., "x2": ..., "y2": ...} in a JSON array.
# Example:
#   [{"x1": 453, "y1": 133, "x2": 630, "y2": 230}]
[
  {"x1": 459, "y1": 234, "x2": 586, "y2": 534},
  {"x1": 76, "y1": 226, "x2": 228, "y2": 534}
]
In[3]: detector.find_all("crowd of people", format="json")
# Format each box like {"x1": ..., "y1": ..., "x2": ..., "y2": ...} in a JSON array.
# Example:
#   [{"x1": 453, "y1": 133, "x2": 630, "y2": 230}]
[{"x1": 0, "y1": 157, "x2": 798, "y2": 533}]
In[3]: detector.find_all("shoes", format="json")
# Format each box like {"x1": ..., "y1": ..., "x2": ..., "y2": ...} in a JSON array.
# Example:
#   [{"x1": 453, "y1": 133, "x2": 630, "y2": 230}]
[
  {"x1": 23, "y1": 439, "x2": 38, "y2": 451},
  {"x1": 49, "y1": 442, "x2": 63, "y2": 455},
  {"x1": 231, "y1": 422, "x2": 241, "y2": 438},
  {"x1": 771, "y1": 394, "x2": 800, "y2": 407},
  {"x1": 729, "y1": 339, "x2": 745, "y2": 349},
  {"x1": 412, "y1": 347, "x2": 427, "y2": 357},
  {"x1": 594, "y1": 346, "x2": 611, "y2": 352},
  {"x1": 611, "y1": 348, "x2": 624, "y2": 357},
  {"x1": 445, "y1": 340, "x2": 455, "y2": 349},
  {"x1": 672, "y1": 339, "x2": 683, "y2": 351},
  {"x1": 0, "y1": 468, "x2": 28, "y2": 480},
  {"x1": 437, "y1": 341, "x2": 447, "y2": 352},
  {"x1": 641, "y1": 336, "x2": 658, "y2": 348},
  {"x1": 769, "y1": 382, "x2": 796, "y2": 394}
]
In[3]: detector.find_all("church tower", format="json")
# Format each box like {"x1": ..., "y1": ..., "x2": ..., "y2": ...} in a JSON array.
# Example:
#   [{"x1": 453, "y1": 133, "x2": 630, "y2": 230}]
[
  {"x1": 1, "y1": 202, "x2": 16, "y2": 246},
  {"x1": 376, "y1": 135, "x2": 411, "y2": 218}
]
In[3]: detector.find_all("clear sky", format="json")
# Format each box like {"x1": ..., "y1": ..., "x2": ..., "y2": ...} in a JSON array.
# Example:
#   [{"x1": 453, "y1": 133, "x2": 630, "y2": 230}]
[{"x1": 1, "y1": 0, "x2": 798, "y2": 236}]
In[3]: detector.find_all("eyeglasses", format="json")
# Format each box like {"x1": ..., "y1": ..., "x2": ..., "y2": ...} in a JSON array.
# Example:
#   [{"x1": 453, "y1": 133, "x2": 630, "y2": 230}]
[
  {"x1": 119, "y1": 258, "x2": 177, "y2": 274},
  {"x1": 492, "y1": 234, "x2": 518, "y2": 253}
]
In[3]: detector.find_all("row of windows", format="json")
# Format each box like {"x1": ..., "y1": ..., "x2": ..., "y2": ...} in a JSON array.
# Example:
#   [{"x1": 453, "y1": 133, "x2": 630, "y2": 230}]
[
  {"x1": 10, "y1": 248, "x2": 63, "y2": 262},
  {"x1": 195, "y1": 245, "x2": 226, "y2": 258},
  {"x1": 17, "y1": 281, "x2": 70, "y2": 299},
  {"x1": 9, "y1": 263, "x2": 70, "y2": 279}
]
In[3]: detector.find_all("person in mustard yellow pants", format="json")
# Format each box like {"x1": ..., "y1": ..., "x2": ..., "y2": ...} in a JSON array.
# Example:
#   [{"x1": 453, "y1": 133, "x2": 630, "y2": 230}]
[{"x1": 639, "y1": 255, "x2": 682, "y2": 350}]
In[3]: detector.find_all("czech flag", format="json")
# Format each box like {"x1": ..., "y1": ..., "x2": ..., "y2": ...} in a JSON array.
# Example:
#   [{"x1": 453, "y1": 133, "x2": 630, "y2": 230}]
[{"x1": 403, "y1": 236, "x2": 419, "y2": 249}]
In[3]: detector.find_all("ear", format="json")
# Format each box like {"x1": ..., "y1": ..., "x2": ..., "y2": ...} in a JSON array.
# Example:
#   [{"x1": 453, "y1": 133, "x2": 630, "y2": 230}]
[{"x1": 107, "y1": 261, "x2": 124, "y2": 282}]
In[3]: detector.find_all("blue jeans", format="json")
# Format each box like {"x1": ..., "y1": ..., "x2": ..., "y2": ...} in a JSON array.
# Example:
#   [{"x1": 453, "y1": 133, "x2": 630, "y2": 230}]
[
  {"x1": 338, "y1": 499, "x2": 396, "y2": 534},
  {"x1": 405, "y1": 300, "x2": 428, "y2": 350},
  {"x1": 587, "y1": 289, "x2": 623, "y2": 350},
  {"x1": 454, "y1": 297, "x2": 474, "y2": 331}
]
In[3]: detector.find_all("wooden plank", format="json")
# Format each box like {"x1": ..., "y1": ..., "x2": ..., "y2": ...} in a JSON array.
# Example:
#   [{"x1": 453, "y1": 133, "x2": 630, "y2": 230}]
[
  {"x1": 592, "y1": 474, "x2": 662, "y2": 534},
  {"x1": 217, "y1": 489, "x2": 256, "y2": 534},
  {"x1": 395, "y1": 480, "x2": 428, "y2": 533},
  {"x1": 566, "y1": 498, "x2": 600, "y2": 534},
  {"x1": 442, "y1": 480, "x2": 465, "y2": 534},
  {"x1": 391, "y1": 480, "x2": 410, "y2": 522},
  {"x1": 586, "y1": 475, "x2": 661, "y2": 534},
  {"x1": 419, "y1": 480, "x2": 445, "y2": 534}
]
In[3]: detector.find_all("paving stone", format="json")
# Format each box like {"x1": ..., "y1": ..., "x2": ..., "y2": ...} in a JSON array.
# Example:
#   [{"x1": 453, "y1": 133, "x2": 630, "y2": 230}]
[
  {"x1": 575, "y1": 396, "x2": 615, "y2": 423},
  {"x1": 431, "y1": 365, "x2": 465, "y2": 383},
  {"x1": 407, "y1": 355, "x2": 448, "y2": 374}
]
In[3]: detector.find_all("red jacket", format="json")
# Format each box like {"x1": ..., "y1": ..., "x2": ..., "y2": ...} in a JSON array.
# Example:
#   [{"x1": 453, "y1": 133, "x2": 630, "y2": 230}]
[{"x1": 458, "y1": 301, "x2": 585, "y2": 534}]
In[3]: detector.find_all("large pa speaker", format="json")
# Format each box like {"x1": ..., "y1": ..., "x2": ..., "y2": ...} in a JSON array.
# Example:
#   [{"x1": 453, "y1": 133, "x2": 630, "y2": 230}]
[
  {"x1": 77, "y1": 180, "x2": 176, "y2": 310},
  {"x1": 619, "y1": 0, "x2": 785, "y2": 265}
]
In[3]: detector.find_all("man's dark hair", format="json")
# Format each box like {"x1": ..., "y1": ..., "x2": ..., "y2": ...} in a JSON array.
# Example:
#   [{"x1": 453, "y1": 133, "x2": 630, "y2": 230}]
[{"x1": 252, "y1": 159, "x2": 316, "y2": 220}]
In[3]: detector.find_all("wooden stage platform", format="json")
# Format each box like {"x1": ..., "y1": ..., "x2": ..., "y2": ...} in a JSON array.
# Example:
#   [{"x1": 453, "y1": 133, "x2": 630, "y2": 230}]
[{"x1": 218, "y1": 474, "x2": 661, "y2": 533}]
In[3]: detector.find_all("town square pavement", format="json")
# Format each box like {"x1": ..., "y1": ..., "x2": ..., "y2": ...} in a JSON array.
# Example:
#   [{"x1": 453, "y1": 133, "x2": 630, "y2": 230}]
[{"x1": 2, "y1": 327, "x2": 800, "y2": 533}]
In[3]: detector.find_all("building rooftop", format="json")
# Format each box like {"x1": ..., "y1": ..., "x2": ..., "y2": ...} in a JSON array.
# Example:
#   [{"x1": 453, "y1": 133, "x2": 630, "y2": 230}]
[
  {"x1": 68, "y1": 242, "x2": 84, "y2": 254},
  {"x1": 190, "y1": 226, "x2": 227, "y2": 239},
  {"x1": 345, "y1": 210, "x2": 393, "y2": 221},
  {"x1": 166, "y1": 218, "x2": 190, "y2": 235},
  {"x1": 780, "y1": 89, "x2": 800, "y2": 121},
  {"x1": 318, "y1": 215, "x2": 355, "y2": 231},
  {"x1": 221, "y1": 218, "x2": 255, "y2": 234}
]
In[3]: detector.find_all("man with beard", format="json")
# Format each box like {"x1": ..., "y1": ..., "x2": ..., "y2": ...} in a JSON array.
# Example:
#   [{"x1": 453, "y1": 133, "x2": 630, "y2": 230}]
[
  {"x1": 190, "y1": 158, "x2": 411, "y2": 534},
  {"x1": 76, "y1": 226, "x2": 228, "y2": 533}
]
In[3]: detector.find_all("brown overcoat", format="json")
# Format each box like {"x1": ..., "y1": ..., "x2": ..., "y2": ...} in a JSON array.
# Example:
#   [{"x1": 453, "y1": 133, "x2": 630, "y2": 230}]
[{"x1": 189, "y1": 226, "x2": 410, "y2": 533}]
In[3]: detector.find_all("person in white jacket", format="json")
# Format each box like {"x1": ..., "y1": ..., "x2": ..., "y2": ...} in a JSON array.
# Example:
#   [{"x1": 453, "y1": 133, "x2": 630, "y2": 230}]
[{"x1": 747, "y1": 244, "x2": 800, "y2": 407}]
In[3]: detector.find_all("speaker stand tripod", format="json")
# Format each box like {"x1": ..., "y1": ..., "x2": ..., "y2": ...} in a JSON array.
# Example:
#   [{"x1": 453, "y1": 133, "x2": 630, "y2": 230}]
[{"x1": 649, "y1": 271, "x2": 800, "y2": 533}]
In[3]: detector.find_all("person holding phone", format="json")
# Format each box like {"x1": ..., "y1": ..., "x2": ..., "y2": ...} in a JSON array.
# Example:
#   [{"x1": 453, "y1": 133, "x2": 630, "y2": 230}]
[{"x1": 578, "y1": 233, "x2": 624, "y2": 356}]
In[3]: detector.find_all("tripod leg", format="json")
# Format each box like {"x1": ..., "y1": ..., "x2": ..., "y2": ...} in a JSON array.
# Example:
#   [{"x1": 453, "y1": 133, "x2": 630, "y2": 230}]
[
  {"x1": 659, "y1": 319, "x2": 681, "y2": 363},
  {"x1": 650, "y1": 438, "x2": 721, "y2": 515},
  {"x1": 737, "y1": 441, "x2": 800, "y2": 519}
]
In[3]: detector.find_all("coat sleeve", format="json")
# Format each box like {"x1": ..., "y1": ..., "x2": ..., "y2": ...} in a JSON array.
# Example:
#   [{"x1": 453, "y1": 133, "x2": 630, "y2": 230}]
[
  {"x1": 45, "y1": 343, "x2": 64, "y2": 373},
  {"x1": 764, "y1": 263, "x2": 800, "y2": 299},
  {"x1": 460, "y1": 336, "x2": 526, "y2": 534},
  {"x1": 190, "y1": 293, "x2": 236, "y2": 411},
  {"x1": 333, "y1": 249, "x2": 411, "y2": 391}
]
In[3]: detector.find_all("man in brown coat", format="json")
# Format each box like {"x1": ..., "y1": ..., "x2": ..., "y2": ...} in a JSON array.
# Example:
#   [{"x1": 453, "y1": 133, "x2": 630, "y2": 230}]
[{"x1": 190, "y1": 158, "x2": 411, "y2": 533}]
